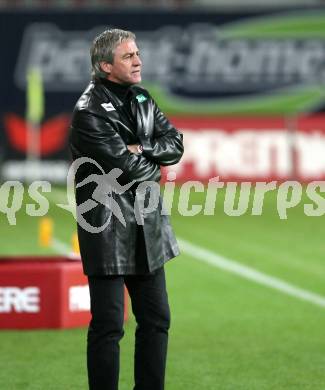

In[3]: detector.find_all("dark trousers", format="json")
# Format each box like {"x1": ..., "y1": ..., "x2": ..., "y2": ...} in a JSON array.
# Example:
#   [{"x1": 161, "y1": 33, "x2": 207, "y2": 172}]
[{"x1": 87, "y1": 267, "x2": 171, "y2": 390}]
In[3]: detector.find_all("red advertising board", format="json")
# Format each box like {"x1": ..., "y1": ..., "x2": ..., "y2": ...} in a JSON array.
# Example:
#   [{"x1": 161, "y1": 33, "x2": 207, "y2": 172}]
[
  {"x1": 0, "y1": 257, "x2": 128, "y2": 329},
  {"x1": 164, "y1": 115, "x2": 325, "y2": 182}
]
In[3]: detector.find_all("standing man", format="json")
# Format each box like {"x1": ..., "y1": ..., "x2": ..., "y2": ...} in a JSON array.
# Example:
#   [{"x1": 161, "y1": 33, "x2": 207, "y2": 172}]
[{"x1": 70, "y1": 29, "x2": 184, "y2": 390}]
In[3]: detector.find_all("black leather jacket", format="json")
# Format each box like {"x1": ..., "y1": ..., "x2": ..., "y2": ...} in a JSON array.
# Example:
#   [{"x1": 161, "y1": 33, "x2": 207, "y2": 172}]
[{"x1": 70, "y1": 78, "x2": 184, "y2": 275}]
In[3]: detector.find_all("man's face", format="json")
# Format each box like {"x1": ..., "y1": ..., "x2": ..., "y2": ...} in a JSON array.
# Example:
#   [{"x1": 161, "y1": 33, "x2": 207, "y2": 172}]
[{"x1": 104, "y1": 39, "x2": 142, "y2": 85}]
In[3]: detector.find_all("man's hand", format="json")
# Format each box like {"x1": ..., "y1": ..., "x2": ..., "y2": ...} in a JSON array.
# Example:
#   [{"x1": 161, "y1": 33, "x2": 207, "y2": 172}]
[{"x1": 127, "y1": 144, "x2": 143, "y2": 154}]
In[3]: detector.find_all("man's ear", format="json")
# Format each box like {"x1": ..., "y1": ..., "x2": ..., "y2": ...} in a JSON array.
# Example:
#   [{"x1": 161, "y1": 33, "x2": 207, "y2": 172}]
[{"x1": 100, "y1": 61, "x2": 112, "y2": 74}]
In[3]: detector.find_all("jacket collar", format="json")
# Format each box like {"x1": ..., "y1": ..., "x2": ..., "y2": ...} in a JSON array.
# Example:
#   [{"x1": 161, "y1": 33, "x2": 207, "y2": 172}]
[
  {"x1": 96, "y1": 78, "x2": 150, "y2": 139},
  {"x1": 98, "y1": 78, "x2": 125, "y2": 107},
  {"x1": 100, "y1": 78, "x2": 131, "y2": 102}
]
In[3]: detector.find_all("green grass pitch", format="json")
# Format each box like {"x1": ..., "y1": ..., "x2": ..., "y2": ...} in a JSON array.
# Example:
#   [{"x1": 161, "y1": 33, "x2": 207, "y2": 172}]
[{"x1": 0, "y1": 185, "x2": 325, "y2": 389}]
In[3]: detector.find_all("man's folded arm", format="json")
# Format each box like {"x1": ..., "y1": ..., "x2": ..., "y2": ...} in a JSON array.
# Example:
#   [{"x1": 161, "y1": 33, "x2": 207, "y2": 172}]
[
  {"x1": 140, "y1": 102, "x2": 184, "y2": 166},
  {"x1": 70, "y1": 110, "x2": 160, "y2": 182}
]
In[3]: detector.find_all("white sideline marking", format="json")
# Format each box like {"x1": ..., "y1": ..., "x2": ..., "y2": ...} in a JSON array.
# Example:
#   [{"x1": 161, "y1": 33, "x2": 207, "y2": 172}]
[
  {"x1": 178, "y1": 238, "x2": 325, "y2": 308},
  {"x1": 52, "y1": 238, "x2": 70, "y2": 254},
  {"x1": 52, "y1": 238, "x2": 80, "y2": 260},
  {"x1": 51, "y1": 233, "x2": 325, "y2": 308}
]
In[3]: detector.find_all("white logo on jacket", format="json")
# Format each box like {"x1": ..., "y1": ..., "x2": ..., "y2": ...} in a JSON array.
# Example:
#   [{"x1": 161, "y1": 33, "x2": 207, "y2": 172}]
[{"x1": 101, "y1": 102, "x2": 116, "y2": 112}]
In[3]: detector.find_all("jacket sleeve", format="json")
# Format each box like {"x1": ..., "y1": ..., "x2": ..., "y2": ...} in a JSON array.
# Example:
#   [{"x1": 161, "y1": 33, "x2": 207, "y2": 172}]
[
  {"x1": 141, "y1": 101, "x2": 184, "y2": 166},
  {"x1": 70, "y1": 110, "x2": 160, "y2": 182}
]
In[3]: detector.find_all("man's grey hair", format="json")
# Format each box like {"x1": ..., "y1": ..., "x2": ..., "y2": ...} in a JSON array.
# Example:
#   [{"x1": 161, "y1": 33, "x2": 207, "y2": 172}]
[{"x1": 90, "y1": 28, "x2": 136, "y2": 79}]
